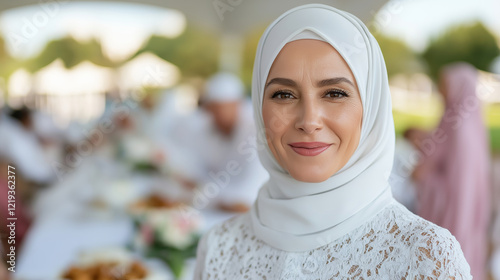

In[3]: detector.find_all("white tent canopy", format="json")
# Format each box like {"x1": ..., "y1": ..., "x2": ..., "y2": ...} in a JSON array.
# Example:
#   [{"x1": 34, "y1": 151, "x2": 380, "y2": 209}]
[
  {"x1": 8, "y1": 68, "x2": 32, "y2": 97},
  {"x1": 34, "y1": 59, "x2": 114, "y2": 95},
  {"x1": 69, "y1": 61, "x2": 115, "y2": 95},
  {"x1": 33, "y1": 59, "x2": 70, "y2": 95},
  {"x1": 118, "y1": 52, "x2": 180, "y2": 91}
]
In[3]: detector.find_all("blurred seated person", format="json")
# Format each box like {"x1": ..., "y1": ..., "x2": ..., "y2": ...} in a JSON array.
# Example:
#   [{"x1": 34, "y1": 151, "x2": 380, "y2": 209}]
[
  {"x1": 170, "y1": 72, "x2": 269, "y2": 212},
  {"x1": 30, "y1": 109, "x2": 65, "y2": 162},
  {"x1": 130, "y1": 92, "x2": 163, "y2": 141},
  {"x1": 403, "y1": 127, "x2": 430, "y2": 181},
  {"x1": 389, "y1": 132, "x2": 420, "y2": 213},
  {"x1": 0, "y1": 107, "x2": 55, "y2": 185}
]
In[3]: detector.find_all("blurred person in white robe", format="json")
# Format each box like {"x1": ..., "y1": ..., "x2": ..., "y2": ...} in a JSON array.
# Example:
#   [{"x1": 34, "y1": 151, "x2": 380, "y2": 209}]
[
  {"x1": 131, "y1": 93, "x2": 160, "y2": 140},
  {"x1": 106, "y1": 91, "x2": 182, "y2": 173},
  {"x1": 171, "y1": 73, "x2": 269, "y2": 212},
  {"x1": 31, "y1": 109, "x2": 65, "y2": 164},
  {"x1": 390, "y1": 135, "x2": 418, "y2": 212},
  {"x1": 0, "y1": 108, "x2": 55, "y2": 184},
  {"x1": 119, "y1": 89, "x2": 180, "y2": 141}
]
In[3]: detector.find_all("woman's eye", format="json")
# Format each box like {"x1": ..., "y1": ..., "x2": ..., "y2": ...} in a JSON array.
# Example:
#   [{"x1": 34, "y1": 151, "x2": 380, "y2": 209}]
[
  {"x1": 271, "y1": 91, "x2": 295, "y2": 99},
  {"x1": 325, "y1": 90, "x2": 349, "y2": 98}
]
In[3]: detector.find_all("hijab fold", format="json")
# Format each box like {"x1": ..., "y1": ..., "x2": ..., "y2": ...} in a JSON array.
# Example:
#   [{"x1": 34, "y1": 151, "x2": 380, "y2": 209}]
[{"x1": 249, "y1": 4, "x2": 396, "y2": 252}]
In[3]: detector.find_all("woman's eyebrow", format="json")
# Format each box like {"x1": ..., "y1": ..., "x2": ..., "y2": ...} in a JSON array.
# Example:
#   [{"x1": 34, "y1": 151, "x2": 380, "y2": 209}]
[
  {"x1": 265, "y1": 77, "x2": 355, "y2": 90},
  {"x1": 265, "y1": 77, "x2": 297, "y2": 89},
  {"x1": 316, "y1": 77, "x2": 355, "y2": 87}
]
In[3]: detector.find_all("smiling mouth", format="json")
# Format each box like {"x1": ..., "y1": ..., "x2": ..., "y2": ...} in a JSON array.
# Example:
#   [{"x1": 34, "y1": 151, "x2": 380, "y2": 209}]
[{"x1": 288, "y1": 142, "x2": 332, "y2": 156}]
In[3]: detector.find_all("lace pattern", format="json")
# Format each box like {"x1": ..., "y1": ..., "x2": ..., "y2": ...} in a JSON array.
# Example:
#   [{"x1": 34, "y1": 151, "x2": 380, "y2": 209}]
[{"x1": 194, "y1": 201, "x2": 471, "y2": 279}]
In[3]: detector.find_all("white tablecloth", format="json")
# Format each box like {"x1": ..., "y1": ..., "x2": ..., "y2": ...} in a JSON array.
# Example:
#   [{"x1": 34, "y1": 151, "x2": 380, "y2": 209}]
[
  {"x1": 16, "y1": 216, "x2": 133, "y2": 279},
  {"x1": 14, "y1": 158, "x2": 235, "y2": 280},
  {"x1": 15, "y1": 210, "x2": 233, "y2": 280}
]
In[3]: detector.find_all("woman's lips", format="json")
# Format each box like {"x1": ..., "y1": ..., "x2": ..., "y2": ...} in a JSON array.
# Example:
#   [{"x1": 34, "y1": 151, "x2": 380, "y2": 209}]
[{"x1": 288, "y1": 142, "x2": 332, "y2": 156}]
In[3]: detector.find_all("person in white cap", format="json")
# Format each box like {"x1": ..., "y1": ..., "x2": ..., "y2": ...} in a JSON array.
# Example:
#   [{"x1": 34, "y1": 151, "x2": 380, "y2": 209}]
[
  {"x1": 171, "y1": 72, "x2": 268, "y2": 213},
  {"x1": 202, "y1": 72, "x2": 247, "y2": 137}
]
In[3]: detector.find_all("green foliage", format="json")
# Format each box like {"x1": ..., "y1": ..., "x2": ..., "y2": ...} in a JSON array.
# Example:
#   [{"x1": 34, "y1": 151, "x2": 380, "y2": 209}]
[
  {"x1": 423, "y1": 22, "x2": 500, "y2": 80},
  {"x1": 374, "y1": 34, "x2": 422, "y2": 78},
  {"x1": 2, "y1": 24, "x2": 220, "y2": 81},
  {"x1": 394, "y1": 105, "x2": 500, "y2": 153},
  {"x1": 147, "y1": 234, "x2": 199, "y2": 279},
  {"x1": 0, "y1": 34, "x2": 16, "y2": 78},
  {"x1": 241, "y1": 25, "x2": 267, "y2": 90},
  {"x1": 25, "y1": 37, "x2": 114, "y2": 72},
  {"x1": 0, "y1": 35, "x2": 7, "y2": 60},
  {"x1": 490, "y1": 127, "x2": 500, "y2": 153},
  {"x1": 0, "y1": 35, "x2": 7, "y2": 77},
  {"x1": 136, "y1": 25, "x2": 220, "y2": 78}
]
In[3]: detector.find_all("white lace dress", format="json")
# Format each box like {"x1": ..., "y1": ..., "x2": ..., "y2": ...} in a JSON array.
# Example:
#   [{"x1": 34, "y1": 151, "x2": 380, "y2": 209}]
[{"x1": 194, "y1": 200, "x2": 471, "y2": 279}]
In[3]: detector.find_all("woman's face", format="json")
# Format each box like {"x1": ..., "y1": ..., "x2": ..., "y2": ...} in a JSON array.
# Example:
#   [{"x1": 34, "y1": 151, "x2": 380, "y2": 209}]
[{"x1": 262, "y1": 39, "x2": 363, "y2": 183}]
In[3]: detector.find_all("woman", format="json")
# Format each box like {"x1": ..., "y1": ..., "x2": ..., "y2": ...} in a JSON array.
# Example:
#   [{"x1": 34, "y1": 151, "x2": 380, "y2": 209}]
[
  {"x1": 414, "y1": 63, "x2": 491, "y2": 280},
  {"x1": 194, "y1": 4, "x2": 471, "y2": 279}
]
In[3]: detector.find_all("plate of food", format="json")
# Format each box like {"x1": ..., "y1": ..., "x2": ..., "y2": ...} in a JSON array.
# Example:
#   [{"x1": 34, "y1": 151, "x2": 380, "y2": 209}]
[
  {"x1": 60, "y1": 247, "x2": 173, "y2": 280},
  {"x1": 129, "y1": 193, "x2": 184, "y2": 211}
]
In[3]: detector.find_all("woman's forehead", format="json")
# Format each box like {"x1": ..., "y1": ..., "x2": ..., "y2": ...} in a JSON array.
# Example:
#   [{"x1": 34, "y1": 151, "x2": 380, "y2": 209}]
[{"x1": 266, "y1": 40, "x2": 357, "y2": 87}]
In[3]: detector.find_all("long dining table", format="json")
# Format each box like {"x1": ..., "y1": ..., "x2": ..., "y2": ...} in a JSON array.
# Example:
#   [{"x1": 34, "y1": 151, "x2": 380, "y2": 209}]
[{"x1": 14, "y1": 157, "x2": 235, "y2": 280}]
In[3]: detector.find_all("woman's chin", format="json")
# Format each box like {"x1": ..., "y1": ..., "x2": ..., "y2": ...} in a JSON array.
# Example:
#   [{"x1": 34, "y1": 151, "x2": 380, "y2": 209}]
[{"x1": 288, "y1": 168, "x2": 333, "y2": 183}]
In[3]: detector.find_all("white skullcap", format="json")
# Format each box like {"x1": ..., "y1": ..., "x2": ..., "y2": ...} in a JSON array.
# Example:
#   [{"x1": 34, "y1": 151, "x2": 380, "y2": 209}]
[{"x1": 203, "y1": 72, "x2": 245, "y2": 103}]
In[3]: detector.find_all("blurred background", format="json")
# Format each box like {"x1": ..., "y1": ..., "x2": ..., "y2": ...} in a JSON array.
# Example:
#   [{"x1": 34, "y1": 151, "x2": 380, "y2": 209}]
[{"x1": 0, "y1": 0, "x2": 499, "y2": 279}]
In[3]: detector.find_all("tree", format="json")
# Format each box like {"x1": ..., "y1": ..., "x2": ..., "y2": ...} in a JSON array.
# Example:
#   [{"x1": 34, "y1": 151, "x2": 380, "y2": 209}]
[
  {"x1": 0, "y1": 35, "x2": 7, "y2": 77},
  {"x1": 423, "y1": 22, "x2": 500, "y2": 80},
  {"x1": 241, "y1": 25, "x2": 267, "y2": 89},
  {"x1": 0, "y1": 35, "x2": 7, "y2": 60},
  {"x1": 0, "y1": 34, "x2": 25, "y2": 81},
  {"x1": 0, "y1": 34, "x2": 15, "y2": 78},
  {"x1": 25, "y1": 37, "x2": 114, "y2": 72},
  {"x1": 374, "y1": 34, "x2": 423, "y2": 78},
  {"x1": 136, "y1": 25, "x2": 220, "y2": 78}
]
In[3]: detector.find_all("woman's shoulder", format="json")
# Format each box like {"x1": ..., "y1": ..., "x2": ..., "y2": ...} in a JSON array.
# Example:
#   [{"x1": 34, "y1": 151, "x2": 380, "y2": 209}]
[
  {"x1": 201, "y1": 213, "x2": 253, "y2": 247},
  {"x1": 194, "y1": 213, "x2": 252, "y2": 278},
  {"x1": 384, "y1": 202, "x2": 472, "y2": 278},
  {"x1": 386, "y1": 201, "x2": 458, "y2": 243}
]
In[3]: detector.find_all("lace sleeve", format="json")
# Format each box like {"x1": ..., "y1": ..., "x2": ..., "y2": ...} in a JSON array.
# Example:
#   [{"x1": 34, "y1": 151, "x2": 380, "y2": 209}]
[{"x1": 408, "y1": 227, "x2": 472, "y2": 279}]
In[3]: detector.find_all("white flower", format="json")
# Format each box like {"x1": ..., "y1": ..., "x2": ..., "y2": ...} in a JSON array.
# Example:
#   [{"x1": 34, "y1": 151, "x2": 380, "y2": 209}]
[
  {"x1": 145, "y1": 210, "x2": 169, "y2": 228},
  {"x1": 160, "y1": 220, "x2": 193, "y2": 249},
  {"x1": 133, "y1": 206, "x2": 203, "y2": 250},
  {"x1": 144, "y1": 208, "x2": 202, "y2": 249},
  {"x1": 123, "y1": 135, "x2": 154, "y2": 162},
  {"x1": 100, "y1": 180, "x2": 136, "y2": 209}
]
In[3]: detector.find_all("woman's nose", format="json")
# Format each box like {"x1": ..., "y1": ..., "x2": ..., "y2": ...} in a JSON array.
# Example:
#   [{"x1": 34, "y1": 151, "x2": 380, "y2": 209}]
[{"x1": 295, "y1": 98, "x2": 323, "y2": 134}]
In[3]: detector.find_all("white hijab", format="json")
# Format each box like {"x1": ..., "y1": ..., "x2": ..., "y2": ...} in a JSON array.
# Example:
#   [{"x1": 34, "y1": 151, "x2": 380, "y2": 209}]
[{"x1": 250, "y1": 4, "x2": 395, "y2": 252}]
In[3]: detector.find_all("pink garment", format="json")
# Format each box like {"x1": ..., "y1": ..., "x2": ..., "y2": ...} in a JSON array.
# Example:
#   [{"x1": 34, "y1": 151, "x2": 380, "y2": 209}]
[{"x1": 416, "y1": 63, "x2": 491, "y2": 280}]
